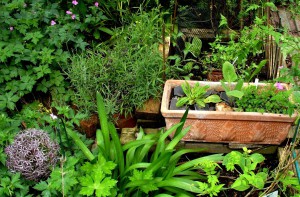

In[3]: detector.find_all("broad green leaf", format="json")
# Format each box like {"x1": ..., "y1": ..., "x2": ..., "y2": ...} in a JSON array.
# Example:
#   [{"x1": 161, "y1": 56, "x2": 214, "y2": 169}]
[
  {"x1": 226, "y1": 90, "x2": 244, "y2": 99},
  {"x1": 222, "y1": 61, "x2": 237, "y2": 82},
  {"x1": 99, "y1": 27, "x2": 113, "y2": 36},
  {"x1": 231, "y1": 177, "x2": 250, "y2": 191},
  {"x1": 204, "y1": 95, "x2": 221, "y2": 103},
  {"x1": 176, "y1": 97, "x2": 189, "y2": 107},
  {"x1": 220, "y1": 80, "x2": 230, "y2": 92},
  {"x1": 249, "y1": 153, "x2": 265, "y2": 164},
  {"x1": 235, "y1": 79, "x2": 244, "y2": 91},
  {"x1": 196, "y1": 100, "x2": 205, "y2": 108}
]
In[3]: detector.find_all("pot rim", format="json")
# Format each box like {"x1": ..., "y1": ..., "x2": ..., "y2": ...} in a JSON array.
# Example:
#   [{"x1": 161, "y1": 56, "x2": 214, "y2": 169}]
[{"x1": 161, "y1": 80, "x2": 297, "y2": 122}]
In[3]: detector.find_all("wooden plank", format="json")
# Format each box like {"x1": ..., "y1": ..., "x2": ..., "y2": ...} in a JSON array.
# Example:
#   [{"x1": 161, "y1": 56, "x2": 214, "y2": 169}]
[
  {"x1": 285, "y1": 10, "x2": 298, "y2": 35},
  {"x1": 295, "y1": 15, "x2": 300, "y2": 36},
  {"x1": 270, "y1": 10, "x2": 280, "y2": 27},
  {"x1": 278, "y1": 8, "x2": 291, "y2": 30}
]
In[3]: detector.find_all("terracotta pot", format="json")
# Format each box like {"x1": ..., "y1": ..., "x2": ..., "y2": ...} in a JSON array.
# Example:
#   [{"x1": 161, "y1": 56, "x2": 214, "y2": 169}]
[
  {"x1": 161, "y1": 80, "x2": 297, "y2": 145},
  {"x1": 79, "y1": 114, "x2": 99, "y2": 138},
  {"x1": 113, "y1": 114, "x2": 137, "y2": 128},
  {"x1": 207, "y1": 69, "x2": 223, "y2": 81}
]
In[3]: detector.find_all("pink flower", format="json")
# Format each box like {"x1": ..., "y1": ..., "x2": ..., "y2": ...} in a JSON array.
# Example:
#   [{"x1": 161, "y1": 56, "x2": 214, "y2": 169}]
[
  {"x1": 72, "y1": 0, "x2": 78, "y2": 5},
  {"x1": 9, "y1": 26, "x2": 14, "y2": 31},
  {"x1": 94, "y1": 2, "x2": 99, "y2": 7},
  {"x1": 66, "y1": 10, "x2": 72, "y2": 15},
  {"x1": 275, "y1": 82, "x2": 284, "y2": 90},
  {"x1": 278, "y1": 65, "x2": 284, "y2": 70},
  {"x1": 50, "y1": 20, "x2": 56, "y2": 26},
  {"x1": 71, "y1": 14, "x2": 76, "y2": 20}
]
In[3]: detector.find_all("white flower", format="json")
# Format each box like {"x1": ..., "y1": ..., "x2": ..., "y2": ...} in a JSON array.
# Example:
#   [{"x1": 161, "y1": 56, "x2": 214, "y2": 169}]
[{"x1": 50, "y1": 113, "x2": 58, "y2": 120}]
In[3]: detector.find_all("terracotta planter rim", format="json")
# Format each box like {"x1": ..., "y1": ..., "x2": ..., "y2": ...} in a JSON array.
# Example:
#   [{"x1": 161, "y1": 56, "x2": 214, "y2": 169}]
[{"x1": 161, "y1": 80, "x2": 297, "y2": 122}]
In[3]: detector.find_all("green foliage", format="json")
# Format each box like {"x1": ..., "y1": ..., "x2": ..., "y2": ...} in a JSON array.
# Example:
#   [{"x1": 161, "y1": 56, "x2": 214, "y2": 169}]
[
  {"x1": 222, "y1": 147, "x2": 268, "y2": 191},
  {"x1": 0, "y1": 0, "x2": 120, "y2": 112},
  {"x1": 79, "y1": 155, "x2": 117, "y2": 197},
  {"x1": 196, "y1": 160, "x2": 224, "y2": 197},
  {"x1": 176, "y1": 81, "x2": 221, "y2": 108},
  {"x1": 235, "y1": 84, "x2": 296, "y2": 115},
  {"x1": 168, "y1": 37, "x2": 202, "y2": 80},
  {"x1": 0, "y1": 173, "x2": 28, "y2": 197},
  {"x1": 206, "y1": 15, "x2": 277, "y2": 78},
  {"x1": 67, "y1": 8, "x2": 167, "y2": 117},
  {"x1": 221, "y1": 61, "x2": 244, "y2": 104},
  {"x1": 69, "y1": 92, "x2": 224, "y2": 196},
  {"x1": 34, "y1": 157, "x2": 80, "y2": 196}
]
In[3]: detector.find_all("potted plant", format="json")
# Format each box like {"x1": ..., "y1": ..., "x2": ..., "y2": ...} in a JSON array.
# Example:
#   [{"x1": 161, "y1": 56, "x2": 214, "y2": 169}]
[
  {"x1": 66, "y1": 9, "x2": 167, "y2": 124},
  {"x1": 161, "y1": 62, "x2": 298, "y2": 145}
]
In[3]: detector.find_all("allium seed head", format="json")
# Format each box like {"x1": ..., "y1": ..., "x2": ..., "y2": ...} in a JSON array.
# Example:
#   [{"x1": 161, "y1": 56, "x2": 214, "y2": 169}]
[{"x1": 5, "y1": 128, "x2": 60, "y2": 181}]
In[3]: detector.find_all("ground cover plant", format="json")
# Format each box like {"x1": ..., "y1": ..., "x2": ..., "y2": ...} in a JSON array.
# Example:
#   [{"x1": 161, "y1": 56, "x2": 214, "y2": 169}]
[
  {"x1": 67, "y1": 7, "x2": 172, "y2": 117},
  {"x1": 1, "y1": 94, "x2": 299, "y2": 196},
  {"x1": 0, "y1": 0, "x2": 126, "y2": 112},
  {"x1": 1, "y1": 0, "x2": 300, "y2": 196}
]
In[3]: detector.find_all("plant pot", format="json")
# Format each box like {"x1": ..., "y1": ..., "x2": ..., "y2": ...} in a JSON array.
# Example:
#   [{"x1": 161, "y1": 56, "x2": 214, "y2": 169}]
[
  {"x1": 161, "y1": 80, "x2": 297, "y2": 145},
  {"x1": 79, "y1": 114, "x2": 99, "y2": 138},
  {"x1": 113, "y1": 113, "x2": 137, "y2": 129},
  {"x1": 207, "y1": 69, "x2": 223, "y2": 81}
]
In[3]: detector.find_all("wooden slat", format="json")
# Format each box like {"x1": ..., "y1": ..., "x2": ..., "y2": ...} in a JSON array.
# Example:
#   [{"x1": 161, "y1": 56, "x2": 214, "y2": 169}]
[
  {"x1": 295, "y1": 15, "x2": 300, "y2": 36},
  {"x1": 278, "y1": 8, "x2": 291, "y2": 30},
  {"x1": 286, "y1": 10, "x2": 298, "y2": 35}
]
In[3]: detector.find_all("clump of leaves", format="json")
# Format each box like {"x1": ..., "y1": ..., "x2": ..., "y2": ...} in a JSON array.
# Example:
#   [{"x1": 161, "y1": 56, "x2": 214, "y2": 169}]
[
  {"x1": 221, "y1": 61, "x2": 244, "y2": 105},
  {"x1": 79, "y1": 155, "x2": 117, "y2": 197},
  {"x1": 235, "y1": 84, "x2": 295, "y2": 115},
  {"x1": 196, "y1": 160, "x2": 224, "y2": 197},
  {"x1": 176, "y1": 81, "x2": 221, "y2": 108},
  {"x1": 5, "y1": 128, "x2": 60, "y2": 181},
  {"x1": 222, "y1": 147, "x2": 268, "y2": 192}
]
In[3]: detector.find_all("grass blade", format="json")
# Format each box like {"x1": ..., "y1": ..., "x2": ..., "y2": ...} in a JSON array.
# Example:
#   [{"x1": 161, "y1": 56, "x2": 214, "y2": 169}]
[
  {"x1": 108, "y1": 122, "x2": 125, "y2": 176},
  {"x1": 173, "y1": 154, "x2": 223, "y2": 176},
  {"x1": 166, "y1": 126, "x2": 191, "y2": 150},
  {"x1": 96, "y1": 92, "x2": 110, "y2": 157},
  {"x1": 157, "y1": 178, "x2": 201, "y2": 193},
  {"x1": 66, "y1": 128, "x2": 95, "y2": 161}
]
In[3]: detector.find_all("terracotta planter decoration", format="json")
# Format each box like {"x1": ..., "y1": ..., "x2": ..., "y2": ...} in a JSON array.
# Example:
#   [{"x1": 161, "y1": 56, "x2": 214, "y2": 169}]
[{"x1": 161, "y1": 80, "x2": 297, "y2": 145}]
